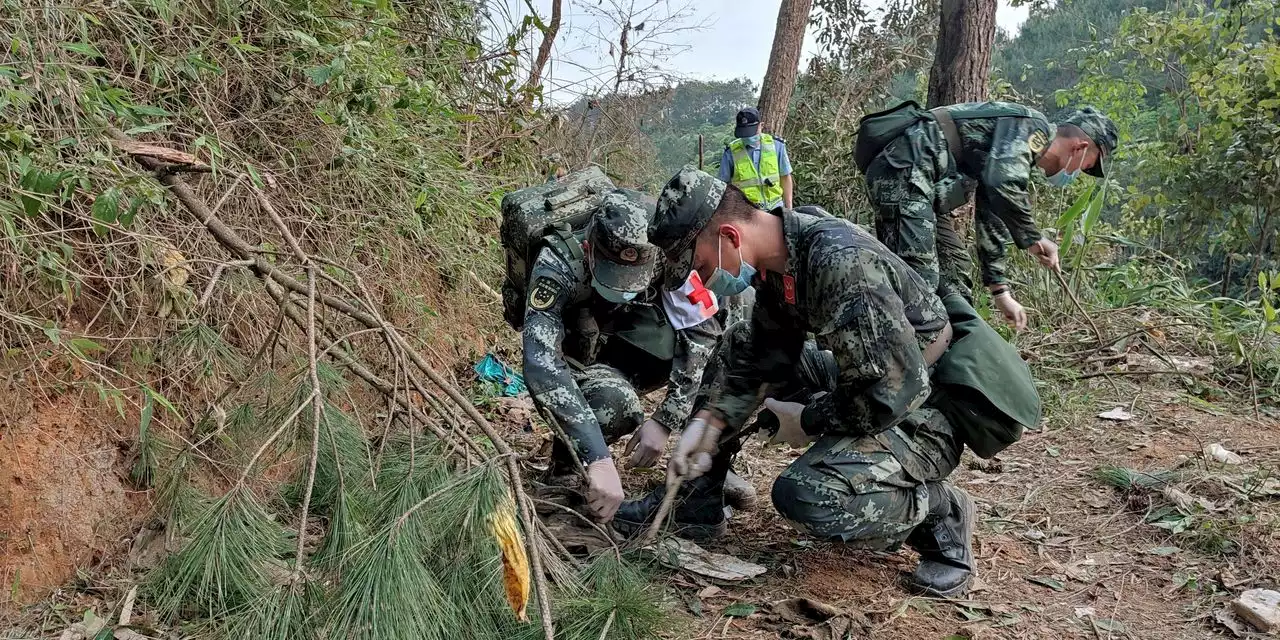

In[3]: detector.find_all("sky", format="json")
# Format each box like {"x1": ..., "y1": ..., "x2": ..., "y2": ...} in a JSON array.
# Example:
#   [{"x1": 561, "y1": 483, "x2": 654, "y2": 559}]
[{"x1": 491, "y1": 0, "x2": 1031, "y2": 105}]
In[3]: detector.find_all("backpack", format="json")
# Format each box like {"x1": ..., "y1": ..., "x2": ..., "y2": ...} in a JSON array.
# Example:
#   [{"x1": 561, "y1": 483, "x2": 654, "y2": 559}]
[
  {"x1": 854, "y1": 101, "x2": 931, "y2": 172},
  {"x1": 931, "y1": 294, "x2": 1042, "y2": 458},
  {"x1": 853, "y1": 101, "x2": 1036, "y2": 173},
  {"x1": 499, "y1": 166, "x2": 616, "y2": 330}
]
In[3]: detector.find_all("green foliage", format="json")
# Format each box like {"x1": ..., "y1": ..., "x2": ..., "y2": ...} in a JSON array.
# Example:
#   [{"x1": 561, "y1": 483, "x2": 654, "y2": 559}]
[
  {"x1": 147, "y1": 487, "x2": 292, "y2": 621},
  {"x1": 993, "y1": 0, "x2": 1169, "y2": 113},
  {"x1": 523, "y1": 554, "x2": 666, "y2": 640},
  {"x1": 1072, "y1": 1, "x2": 1280, "y2": 290}
]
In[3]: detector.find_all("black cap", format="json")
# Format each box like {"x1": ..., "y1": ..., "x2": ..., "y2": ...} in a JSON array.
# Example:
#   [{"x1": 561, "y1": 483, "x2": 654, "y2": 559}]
[{"x1": 734, "y1": 106, "x2": 761, "y2": 139}]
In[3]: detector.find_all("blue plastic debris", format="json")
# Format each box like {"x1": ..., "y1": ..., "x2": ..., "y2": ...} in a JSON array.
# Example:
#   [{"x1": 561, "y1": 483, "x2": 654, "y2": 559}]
[{"x1": 473, "y1": 353, "x2": 526, "y2": 397}]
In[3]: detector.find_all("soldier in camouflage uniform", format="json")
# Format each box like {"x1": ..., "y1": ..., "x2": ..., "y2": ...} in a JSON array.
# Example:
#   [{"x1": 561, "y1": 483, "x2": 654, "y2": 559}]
[
  {"x1": 864, "y1": 104, "x2": 1118, "y2": 330},
  {"x1": 625, "y1": 167, "x2": 980, "y2": 597},
  {"x1": 522, "y1": 189, "x2": 757, "y2": 523}
]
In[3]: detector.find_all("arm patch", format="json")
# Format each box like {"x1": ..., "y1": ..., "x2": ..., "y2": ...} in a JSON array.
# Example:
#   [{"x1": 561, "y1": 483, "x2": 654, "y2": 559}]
[{"x1": 528, "y1": 276, "x2": 564, "y2": 311}]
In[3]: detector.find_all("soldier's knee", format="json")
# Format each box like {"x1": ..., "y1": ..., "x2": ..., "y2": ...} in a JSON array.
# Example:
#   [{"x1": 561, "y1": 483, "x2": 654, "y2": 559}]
[
  {"x1": 770, "y1": 475, "x2": 840, "y2": 531},
  {"x1": 581, "y1": 377, "x2": 642, "y2": 440}
]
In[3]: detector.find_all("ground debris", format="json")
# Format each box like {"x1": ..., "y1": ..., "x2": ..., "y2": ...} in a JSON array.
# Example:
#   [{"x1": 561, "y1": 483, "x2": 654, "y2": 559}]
[
  {"x1": 652, "y1": 537, "x2": 766, "y2": 582},
  {"x1": 1098, "y1": 407, "x2": 1134, "y2": 421},
  {"x1": 1205, "y1": 443, "x2": 1244, "y2": 465},
  {"x1": 1233, "y1": 589, "x2": 1280, "y2": 633},
  {"x1": 768, "y1": 597, "x2": 871, "y2": 640}
]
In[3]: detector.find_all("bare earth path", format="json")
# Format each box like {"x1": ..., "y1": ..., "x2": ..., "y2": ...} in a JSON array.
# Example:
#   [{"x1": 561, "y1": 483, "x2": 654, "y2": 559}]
[{"x1": 654, "y1": 386, "x2": 1280, "y2": 639}]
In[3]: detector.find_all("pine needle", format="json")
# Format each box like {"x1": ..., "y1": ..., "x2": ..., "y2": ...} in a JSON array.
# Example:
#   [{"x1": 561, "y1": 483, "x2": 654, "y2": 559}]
[
  {"x1": 523, "y1": 555, "x2": 665, "y2": 640},
  {"x1": 146, "y1": 486, "x2": 292, "y2": 621},
  {"x1": 226, "y1": 578, "x2": 322, "y2": 639},
  {"x1": 326, "y1": 528, "x2": 458, "y2": 640},
  {"x1": 1093, "y1": 465, "x2": 1179, "y2": 491},
  {"x1": 312, "y1": 483, "x2": 366, "y2": 573},
  {"x1": 154, "y1": 449, "x2": 207, "y2": 534}
]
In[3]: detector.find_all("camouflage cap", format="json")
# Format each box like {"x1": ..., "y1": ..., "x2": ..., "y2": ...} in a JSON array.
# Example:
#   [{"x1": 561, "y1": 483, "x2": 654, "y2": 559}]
[
  {"x1": 650, "y1": 167, "x2": 726, "y2": 288},
  {"x1": 1059, "y1": 106, "x2": 1118, "y2": 177},
  {"x1": 586, "y1": 189, "x2": 659, "y2": 294}
]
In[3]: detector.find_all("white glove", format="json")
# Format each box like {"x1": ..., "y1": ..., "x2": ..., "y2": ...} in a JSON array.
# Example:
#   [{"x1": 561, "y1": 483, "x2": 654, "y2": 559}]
[
  {"x1": 762, "y1": 398, "x2": 814, "y2": 448},
  {"x1": 992, "y1": 292, "x2": 1028, "y2": 332},
  {"x1": 1027, "y1": 238, "x2": 1060, "y2": 272},
  {"x1": 623, "y1": 418, "x2": 670, "y2": 468},
  {"x1": 668, "y1": 417, "x2": 721, "y2": 483},
  {"x1": 585, "y1": 458, "x2": 624, "y2": 522}
]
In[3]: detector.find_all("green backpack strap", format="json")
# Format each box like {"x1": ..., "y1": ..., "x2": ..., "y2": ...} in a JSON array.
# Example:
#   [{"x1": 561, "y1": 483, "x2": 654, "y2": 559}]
[{"x1": 544, "y1": 224, "x2": 587, "y2": 282}]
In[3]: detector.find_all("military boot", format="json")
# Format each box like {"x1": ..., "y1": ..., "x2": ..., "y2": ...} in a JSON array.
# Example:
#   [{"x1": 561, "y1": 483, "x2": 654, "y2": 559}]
[
  {"x1": 904, "y1": 482, "x2": 975, "y2": 598},
  {"x1": 723, "y1": 470, "x2": 758, "y2": 512},
  {"x1": 611, "y1": 474, "x2": 727, "y2": 541}
]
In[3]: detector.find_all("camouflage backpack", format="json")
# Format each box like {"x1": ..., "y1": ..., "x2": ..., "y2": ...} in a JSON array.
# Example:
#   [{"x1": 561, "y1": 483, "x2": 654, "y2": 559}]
[{"x1": 498, "y1": 166, "x2": 615, "y2": 330}]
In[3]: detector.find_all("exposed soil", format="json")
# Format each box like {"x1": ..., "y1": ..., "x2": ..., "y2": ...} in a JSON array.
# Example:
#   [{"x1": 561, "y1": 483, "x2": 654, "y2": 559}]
[
  {"x1": 0, "y1": 389, "x2": 145, "y2": 612},
  {"x1": 648, "y1": 385, "x2": 1280, "y2": 639}
]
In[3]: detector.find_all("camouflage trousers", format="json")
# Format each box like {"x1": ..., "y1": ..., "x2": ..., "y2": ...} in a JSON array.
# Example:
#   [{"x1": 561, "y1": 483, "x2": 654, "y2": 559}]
[
  {"x1": 770, "y1": 405, "x2": 961, "y2": 550},
  {"x1": 865, "y1": 157, "x2": 975, "y2": 302},
  {"x1": 549, "y1": 364, "x2": 645, "y2": 469}
]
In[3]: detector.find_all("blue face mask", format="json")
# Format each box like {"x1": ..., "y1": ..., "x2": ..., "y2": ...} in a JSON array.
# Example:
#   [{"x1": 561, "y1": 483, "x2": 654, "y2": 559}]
[
  {"x1": 591, "y1": 280, "x2": 637, "y2": 304},
  {"x1": 704, "y1": 236, "x2": 756, "y2": 298},
  {"x1": 743, "y1": 134, "x2": 762, "y2": 146},
  {"x1": 1045, "y1": 149, "x2": 1084, "y2": 188}
]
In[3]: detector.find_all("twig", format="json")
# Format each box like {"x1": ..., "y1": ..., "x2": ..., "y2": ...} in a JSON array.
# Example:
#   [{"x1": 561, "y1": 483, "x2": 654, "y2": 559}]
[
  {"x1": 597, "y1": 609, "x2": 616, "y2": 640},
  {"x1": 236, "y1": 390, "x2": 318, "y2": 487},
  {"x1": 532, "y1": 497, "x2": 622, "y2": 560},
  {"x1": 198, "y1": 259, "x2": 255, "y2": 306},
  {"x1": 1076, "y1": 369, "x2": 1197, "y2": 380},
  {"x1": 113, "y1": 127, "x2": 557, "y2": 639},
  {"x1": 293, "y1": 266, "x2": 324, "y2": 572},
  {"x1": 1054, "y1": 268, "x2": 1105, "y2": 344},
  {"x1": 535, "y1": 516, "x2": 584, "y2": 569}
]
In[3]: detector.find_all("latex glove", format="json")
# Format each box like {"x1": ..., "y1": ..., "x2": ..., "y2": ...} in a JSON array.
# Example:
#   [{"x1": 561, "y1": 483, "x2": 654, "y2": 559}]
[
  {"x1": 992, "y1": 292, "x2": 1028, "y2": 332},
  {"x1": 585, "y1": 458, "x2": 624, "y2": 522},
  {"x1": 1027, "y1": 238, "x2": 1060, "y2": 272},
  {"x1": 624, "y1": 418, "x2": 670, "y2": 468},
  {"x1": 668, "y1": 417, "x2": 721, "y2": 483},
  {"x1": 762, "y1": 398, "x2": 814, "y2": 448}
]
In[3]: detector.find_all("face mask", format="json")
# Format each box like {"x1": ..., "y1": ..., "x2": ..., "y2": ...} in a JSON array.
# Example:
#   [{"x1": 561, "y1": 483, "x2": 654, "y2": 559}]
[
  {"x1": 743, "y1": 134, "x2": 762, "y2": 146},
  {"x1": 1045, "y1": 148, "x2": 1084, "y2": 188},
  {"x1": 704, "y1": 234, "x2": 756, "y2": 298},
  {"x1": 592, "y1": 280, "x2": 637, "y2": 304}
]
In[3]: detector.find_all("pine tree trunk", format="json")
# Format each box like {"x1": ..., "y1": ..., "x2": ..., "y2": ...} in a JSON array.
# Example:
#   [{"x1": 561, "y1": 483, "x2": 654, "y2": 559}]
[
  {"x1": 756, "y1": 0, "x2": 812, "y2": 136},
  {"x1": 926, "y1": 0, "x2": 997, "y2": 108},
  {"x1": 926, "y1": 0, "x2": 997, "y2": 246}
]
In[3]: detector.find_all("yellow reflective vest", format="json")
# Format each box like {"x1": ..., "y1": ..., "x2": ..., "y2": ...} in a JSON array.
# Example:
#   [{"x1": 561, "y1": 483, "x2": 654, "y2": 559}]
[{"x1": 728, "y1": 134, "x2": 783, "y2": 210}]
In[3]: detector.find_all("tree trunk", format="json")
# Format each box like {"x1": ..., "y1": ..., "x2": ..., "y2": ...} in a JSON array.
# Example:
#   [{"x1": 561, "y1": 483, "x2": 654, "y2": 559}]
[
  {"x1": 756, "y1": 0, "x2": 812, "y2": 136},
  {"x1": 522, "y1": 0, "x2": 563, "y2": 105},
  {"x1": 926, "y1": 0, "x2": 997, "y2": 108}
]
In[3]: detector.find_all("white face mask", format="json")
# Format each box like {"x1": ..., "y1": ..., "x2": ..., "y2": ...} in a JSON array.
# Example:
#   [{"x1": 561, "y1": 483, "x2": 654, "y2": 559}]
[{"x1": 1045, "y1": 147, "x2": 1085, "y2": 188}]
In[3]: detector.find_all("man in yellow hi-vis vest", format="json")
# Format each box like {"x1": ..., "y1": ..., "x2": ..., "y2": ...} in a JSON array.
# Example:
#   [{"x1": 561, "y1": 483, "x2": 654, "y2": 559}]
[{"x1": 718, "y1": 107, "x2": 794, "y2": 210}]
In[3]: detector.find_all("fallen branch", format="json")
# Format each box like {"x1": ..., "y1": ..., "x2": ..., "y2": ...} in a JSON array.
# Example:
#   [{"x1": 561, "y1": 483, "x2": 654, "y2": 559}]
[{"x1": 110, "y1": 126, "x2": 557, "y2": 638}]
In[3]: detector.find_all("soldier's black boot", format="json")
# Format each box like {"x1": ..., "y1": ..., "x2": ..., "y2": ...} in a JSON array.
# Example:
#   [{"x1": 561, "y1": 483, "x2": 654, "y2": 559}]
[
  {"x1": 611, "y1": 473, "x2": 728, "y2": 541},
  {"x1": 904, "y1": 481, "x2": 975, "y2": 598}
]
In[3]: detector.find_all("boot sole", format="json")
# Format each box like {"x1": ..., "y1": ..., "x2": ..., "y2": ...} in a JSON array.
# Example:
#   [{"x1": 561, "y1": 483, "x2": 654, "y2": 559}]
[{"x1": 724, "y1": 492, "x2": 757, "y2": 512}]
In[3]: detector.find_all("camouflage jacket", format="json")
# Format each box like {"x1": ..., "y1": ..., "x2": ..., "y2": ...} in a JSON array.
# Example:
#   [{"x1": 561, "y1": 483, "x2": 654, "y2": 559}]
[
  {"x1": 911, "y1": 102, "x2": 1054, "y2": 285},
  {"x1": 703, "y1": 209, "x2": 949, "y2": 437},
  {"x1": 522, "y1": 245, "x2": 721, "y2": 463}
]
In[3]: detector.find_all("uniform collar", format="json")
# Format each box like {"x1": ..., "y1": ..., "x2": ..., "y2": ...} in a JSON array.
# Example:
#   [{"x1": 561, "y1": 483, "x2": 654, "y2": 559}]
[{"x1": 776, "y1": 209, "x2": 805, "y2": 305}]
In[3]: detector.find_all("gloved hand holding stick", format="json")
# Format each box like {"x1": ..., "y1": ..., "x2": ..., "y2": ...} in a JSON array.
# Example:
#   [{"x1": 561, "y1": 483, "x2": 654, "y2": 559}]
[{"x1": 639, "y1": 385, "x2": 772, "y2": 546}]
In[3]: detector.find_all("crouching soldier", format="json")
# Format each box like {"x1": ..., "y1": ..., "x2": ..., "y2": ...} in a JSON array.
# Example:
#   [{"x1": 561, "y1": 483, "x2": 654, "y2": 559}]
[{"x1": 619, "y1": 168, "x2": 1040, "y2": 597}]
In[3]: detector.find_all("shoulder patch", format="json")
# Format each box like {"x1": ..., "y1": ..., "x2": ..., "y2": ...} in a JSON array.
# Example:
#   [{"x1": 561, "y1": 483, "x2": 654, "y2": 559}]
[
  {"x1": 1028, "y1": 130, "x2": 1048, "y2": 155},
  {"x1": 528, "y1": 276, "x2": 563, "y2": 311}
]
